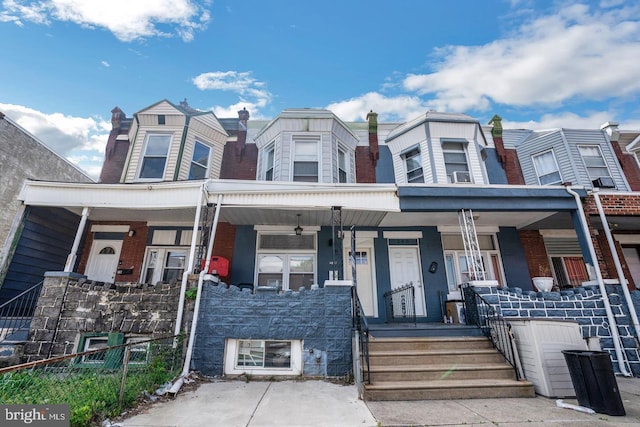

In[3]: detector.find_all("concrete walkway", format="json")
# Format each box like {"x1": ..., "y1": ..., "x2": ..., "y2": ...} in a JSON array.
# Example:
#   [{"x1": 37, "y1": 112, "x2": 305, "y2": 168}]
[{"x1": 121, "y1": 377, "x2": 640, "y2": 427}]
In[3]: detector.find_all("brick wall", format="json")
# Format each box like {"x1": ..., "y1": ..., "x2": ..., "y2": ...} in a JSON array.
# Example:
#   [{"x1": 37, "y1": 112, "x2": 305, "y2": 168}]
[
  {"x1": 518, "y1": 230, "x2": 551, "y2": 282},
  {"x1": 220, "y1": 141, "x2": 258, "y2": 180},
  {"x1": 355, "y1": 146, "x2": 376, "y2": 183},
  {"x1": 471, "y1": 284, "x2": 640, "y2": 376},
  {"x1": 23, "y1": 272, "x2": 190, "y2": 362},
  {"x1": 611, "y1": 142, "x2": 640, "y2": 191},
  {"x1": 192, "y1": 284, "x2": 353, "y2": 378}
]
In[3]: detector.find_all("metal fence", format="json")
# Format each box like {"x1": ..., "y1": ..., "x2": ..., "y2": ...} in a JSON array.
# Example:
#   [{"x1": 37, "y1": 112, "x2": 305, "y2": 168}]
[
  {"x1": 0, "y1": 282, "x2": 43, "y2": 344},
  {"x1": 0, "y1": 335, "x2": 184, "y2": 427},
  {"x1": 383, "y1": 283, "x2": 416, "y2": 324}
]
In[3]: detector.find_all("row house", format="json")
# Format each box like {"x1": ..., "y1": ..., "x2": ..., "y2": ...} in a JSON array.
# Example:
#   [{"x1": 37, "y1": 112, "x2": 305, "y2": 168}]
[{"x1": 5, "y1": 99, "x2": 640, "y2": 396}]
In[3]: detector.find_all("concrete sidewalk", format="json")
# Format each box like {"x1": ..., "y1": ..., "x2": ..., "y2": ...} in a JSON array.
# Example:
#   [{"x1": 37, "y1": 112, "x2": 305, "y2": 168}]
[{"x1": 120, "y1": 377, "x2": 640, "y2": 427}]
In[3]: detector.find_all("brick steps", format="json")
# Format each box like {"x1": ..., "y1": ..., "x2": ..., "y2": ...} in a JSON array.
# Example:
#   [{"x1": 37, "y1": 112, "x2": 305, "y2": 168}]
[{"x1": 362, "y1": 336, "x2": 535, "y2": 400}]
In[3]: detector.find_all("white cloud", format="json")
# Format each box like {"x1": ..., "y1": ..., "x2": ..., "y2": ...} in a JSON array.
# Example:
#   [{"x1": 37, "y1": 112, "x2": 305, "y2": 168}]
[
  {"x1": 0, "y1": 103, "x2": 109, "y2": 179},
  {"x1": 326, "y1": 92, "x2": 433, "y2": 122},
  {"x1": 0, "y1": 0, "x2": 211, "y2": 42},
  {"x1": 402, "y1": 3, "x2": 640, "y2": 112},
  {"x1": 503, "y1": 110, "x2": 616, "y2": 130},
  {"x1": 193, "y1": 71, "x2": 273, "y2": 117},
  {"x1": 101, "y1": 60, "x2": 110, "y2": 67}
]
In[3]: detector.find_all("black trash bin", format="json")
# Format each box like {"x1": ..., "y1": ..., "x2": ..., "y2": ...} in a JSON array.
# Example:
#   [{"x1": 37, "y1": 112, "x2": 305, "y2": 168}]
[{"x1": 562, "y1": 350, "x2": 625, "y2": 416}]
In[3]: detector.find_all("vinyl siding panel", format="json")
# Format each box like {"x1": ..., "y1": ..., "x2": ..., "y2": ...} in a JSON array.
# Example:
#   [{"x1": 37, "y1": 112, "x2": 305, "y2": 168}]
[
  {"x1": 0, "y1": 207, "x2": 80, "y2": 310},
  {"x1": 517, "y1": 131, "x2": 572, "y2": 186},
  {"x1": 124, "y1": 127, "x2": 183, "y2": 182},
  {"x1": 386, "y1": 125, "x2": 429, "y2": 184}
]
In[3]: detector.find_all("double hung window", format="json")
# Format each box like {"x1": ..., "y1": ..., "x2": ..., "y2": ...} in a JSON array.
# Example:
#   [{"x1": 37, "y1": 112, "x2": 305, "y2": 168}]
[
  {"x1": 293, "y1": 139, "x2": 319, "y2": 182},
  {"x1": 532, "y1": 150, "x2": 562, "y2": 185},
  {"x1": 442, "y1": 234, "x2": 504, "y2": 290},
  {"x1": 256, "y1": 233, "x2": 316, "y2": 291},
  {"x1": 579, "y1": 145, "x2": 611, "y2": 181},
  {"x1": 403, "y1": 147, "x2": 424, "y2": 183},
  {"x1": 442, "y1": 141, "x2": 470, "y2": 183},
  {"x1": 139, "y1": 134, "x2": 172, "y2": 180},
  {"x1": 188, "y1": 141, "x2": 211, "y2": 180}
]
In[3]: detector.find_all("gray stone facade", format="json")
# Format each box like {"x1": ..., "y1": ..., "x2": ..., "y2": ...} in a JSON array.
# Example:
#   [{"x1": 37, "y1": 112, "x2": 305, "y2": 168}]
[
  {"x1": 472, "y1": 284, "x2": 640, "y2": 376},
  {"x1": 23, "y1": 272, "x2": 187, "y2": 362},
  {"x1": 192, "y1": 284, "x2": 353, "y2": 378}
]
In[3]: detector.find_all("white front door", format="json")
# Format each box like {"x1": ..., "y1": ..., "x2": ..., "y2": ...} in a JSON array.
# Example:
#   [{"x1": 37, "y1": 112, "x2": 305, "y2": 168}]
[
  {"x1": 389, "y1": 246, "x2": 426, "y2": 316},
  {"x1": 86, "y1": 240, "x2": 122, "y2": 283},
  {"x1": 345, "y1": 247, "x2": 377, "y2": 317}
]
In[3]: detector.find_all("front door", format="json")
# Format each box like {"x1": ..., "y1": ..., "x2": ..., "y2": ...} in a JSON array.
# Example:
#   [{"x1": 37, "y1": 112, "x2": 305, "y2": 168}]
[
  {"x1": 345, "y1": 247, "x2": 377, "y2": 317},
  {"x1": 86, "y1": 240, "x2": 122, "y2": 283},
  {"x1": 388, "y1": 246, "x2": 426, "y2": 316}
]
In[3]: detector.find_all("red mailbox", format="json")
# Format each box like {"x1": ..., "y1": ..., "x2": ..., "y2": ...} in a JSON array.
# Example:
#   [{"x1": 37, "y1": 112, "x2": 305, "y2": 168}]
[{"x1": 200, "y1": 256, "x2": 229, "y2": 277}]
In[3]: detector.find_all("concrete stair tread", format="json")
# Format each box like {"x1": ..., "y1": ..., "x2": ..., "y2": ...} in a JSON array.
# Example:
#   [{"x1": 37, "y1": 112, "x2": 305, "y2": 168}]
[
  {"x1": 365, "y1": 378, "x2": 533, "y2": 390},
  {"x1": 369, "y1": 363, "x2": 513, "y2": 372},
  {"x1": 369, "y1": 336, "x2": 487, "y2": 342},
  {"x1": 369, "y1": 348, "x2": 498, "y2": 356}
]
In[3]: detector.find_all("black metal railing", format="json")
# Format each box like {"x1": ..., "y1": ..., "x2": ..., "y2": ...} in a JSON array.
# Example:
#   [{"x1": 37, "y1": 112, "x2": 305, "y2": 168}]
[
  {"x1": 462, "y1": 283, "x2": 522, "y2": 380},
  {"x1": 0, "y1": 281, "x2": 43, "y2": 344},
  {"x1": 351, "y1": 287, "x2": 370, "y2": 385},
  {"x1": 383, "y1": 283, "x2": 416, "y2": 324}
]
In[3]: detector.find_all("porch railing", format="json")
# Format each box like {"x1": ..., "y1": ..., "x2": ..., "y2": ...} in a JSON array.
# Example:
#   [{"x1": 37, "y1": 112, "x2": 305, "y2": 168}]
[
  {"x1": 0, "y1": 281, "x2": 43, "y2": 344},
  {"x1": 462, "y1": 283, "x2": 524, "y2": 380},
  {"x1": 383, "y1": 282, "x2": 416, "y2": 324},
  {"x1": 351, "y1": 287, "x2": 370, "y2": 385}
]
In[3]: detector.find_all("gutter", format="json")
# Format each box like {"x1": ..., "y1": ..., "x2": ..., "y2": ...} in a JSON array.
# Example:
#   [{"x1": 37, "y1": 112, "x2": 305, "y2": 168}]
[
  {"x1": 591, "y1": 190, "x2": 640, "y2": 343},
  {"x1": 174, "y1": 182, "x2": 208, "y2": 337},
  {"x1": 565, "y1": 187, "x2": 632, "y2": 376},
  {"x1": 180, "y1": 193, "x2": 223, "y2": 378}
]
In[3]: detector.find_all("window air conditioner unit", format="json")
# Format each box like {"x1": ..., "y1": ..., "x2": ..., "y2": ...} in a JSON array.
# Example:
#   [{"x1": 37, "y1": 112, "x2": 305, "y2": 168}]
[
  {"x1": 452, "y1": 171, "x2": 472, "y2": 183},
  {"x1": 592, "y1": 177, "x2": 615, "y2": 189}
]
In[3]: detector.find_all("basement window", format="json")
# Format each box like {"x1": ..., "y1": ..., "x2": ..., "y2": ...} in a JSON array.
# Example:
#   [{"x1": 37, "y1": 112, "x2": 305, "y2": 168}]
[{"x1": 224, "y1": 339, "x2": 303, "y2": 376}]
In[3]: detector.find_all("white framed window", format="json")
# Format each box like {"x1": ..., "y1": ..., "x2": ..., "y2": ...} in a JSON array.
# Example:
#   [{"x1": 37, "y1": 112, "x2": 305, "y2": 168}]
[
  {"x1": 265, "y1": 145, "x2": 275, "y2": 181},
  {"x1": 81, "y1": 336, "x2": 110, "y2": 364},
  {"x1": 532, "y1": 150, "x2": 562, "y2": 185},
  {"x1": 138, "y1": 133, "x2": 172, "y2": 180},
  {"x1": 578, "y1": 145, "x2": 611, "y2": 181},
  {"x1": 188, "y1": 141, "x2": 211, "y2": 180},
  {"x1": 442, "y1": 234, "x2": 504, "y2": 290},
  {"x1": 142, "y1": 247, "x2": 189, "y2": 285},
  {"x1": 442, "y1": 141, "x2": 470, "y2": 183},
  {"x1": 338, "y1": 148, "x2": 348, "y2": 183},
  {"x1": 224, "y1": 339, "x2": 303, "y2": 375},
  {"x1": 255, "y1": 233, "x2": 316, "y2": 291},
  {"x1": 293, "y1": 139, "x2": 319, "y2": 182},
  {"x1": 402, "y1": 147, "x2": 424, "y2": 183}
]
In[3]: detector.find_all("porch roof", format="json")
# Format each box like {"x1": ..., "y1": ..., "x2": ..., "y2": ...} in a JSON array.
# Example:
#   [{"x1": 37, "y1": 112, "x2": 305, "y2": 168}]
[{"x1": 17, "y1": 179, "x2": 400, "y2": 226}]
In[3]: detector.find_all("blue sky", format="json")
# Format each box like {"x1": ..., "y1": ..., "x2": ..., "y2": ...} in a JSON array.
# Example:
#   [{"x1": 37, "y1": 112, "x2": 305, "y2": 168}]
[{"x1": 1, "y1": 0, "x2": 640, "y2": 179}]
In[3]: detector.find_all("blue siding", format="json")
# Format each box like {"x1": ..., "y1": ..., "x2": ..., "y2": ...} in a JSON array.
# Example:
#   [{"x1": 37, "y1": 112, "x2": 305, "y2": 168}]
[
  {"x1": 229, "y1": 225, "x2": 257, "y2": 286},
  {"x1": 484, "y1": 148, "x2": 508, "y2": 184},
  {"x1": 497, "y1": 227, "x2": 532, "y2": 290},
  {"x1": 419, "y1": 227, "x2": 449, "y2": 322},
  {"x1": 0, "y1": 206, "x2": 80, "y2": 306},
  {"x1": 375, "y1": 146, "x2": 396, "y2": 183}
]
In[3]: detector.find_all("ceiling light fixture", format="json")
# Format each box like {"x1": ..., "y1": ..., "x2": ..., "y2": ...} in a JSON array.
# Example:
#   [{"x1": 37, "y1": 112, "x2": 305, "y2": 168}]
[{"x1": 295, "y1": 214, "x2": 303, "y2": 236}]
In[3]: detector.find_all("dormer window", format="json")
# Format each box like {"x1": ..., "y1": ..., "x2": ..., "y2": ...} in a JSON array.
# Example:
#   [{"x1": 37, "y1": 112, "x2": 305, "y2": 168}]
[
  {"x1": 338, "y1": 148, "x2": 348, "y2": 183},
  {"x1": 579, "y1": 145, "x2": 611, "y2": 183},
  {"x1": 138, "y1": 134, "x2": 172, "y2": 180},
  {"x1": 188, "y1": 141, "x2": 211, "y2": 180},
  {"x1": 265, "y1": 145, "x2": 275, "y2": 181},
  {"x1": 532, "y1": 150, "x2": 562, "y2": 185},
  {"x1": 442, "y1": 141, "x2": 469, "y2": 183},
  {"x1": 293, "y1": 139, "x2": 319, "y2": 182},
  {"x1": 403, "y1": 147, "x2": 424, "y2": 183}
]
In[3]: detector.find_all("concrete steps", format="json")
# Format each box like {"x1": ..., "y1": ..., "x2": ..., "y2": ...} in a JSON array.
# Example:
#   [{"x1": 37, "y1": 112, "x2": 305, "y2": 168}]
[{"x1": 363, "y1": 336, "x2": 534, "y2": 400}]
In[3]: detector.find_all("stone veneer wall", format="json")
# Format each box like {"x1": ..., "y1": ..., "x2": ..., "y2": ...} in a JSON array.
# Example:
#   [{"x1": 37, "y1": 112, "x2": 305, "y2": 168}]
[
  {"x1": 192, "y1": 284, "x2": 353, "y2": 378},
  {"x1": 23, "y1": 272, "x2": 187, "y2": 362},
  {"x1": 473, "y1": 284, "x2": 640, "y2": 376}
]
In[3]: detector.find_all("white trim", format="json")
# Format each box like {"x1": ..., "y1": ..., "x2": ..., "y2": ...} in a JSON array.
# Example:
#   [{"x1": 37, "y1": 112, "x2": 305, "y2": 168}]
[
  {"x1": 324, "y1": 280, "x2": 353, "y2": 287},
  {"x1": 539, "y1": 229, "x2": 579, "y2": 238},
  {"x1": 90, "y1": 225, "x2": 130, "y2": 233},
  {"x1": 383, "y1": 231, "x2": 423, "y2": 239},
  {"x1": 614, "y1": 234, "x2": 640, "y2": 244},
  {"x1": 437, "y1": 225, "x2": 499, "y2": 233},
  {"x1": 224, "y1": 339, "x2": 303, "y2": 376},
  {"x1": 344, "y1": 230, "x2": 378, "y2": 239},
  {"x1": 254, "y1": 225, "x2": 321, "y2": 232}
]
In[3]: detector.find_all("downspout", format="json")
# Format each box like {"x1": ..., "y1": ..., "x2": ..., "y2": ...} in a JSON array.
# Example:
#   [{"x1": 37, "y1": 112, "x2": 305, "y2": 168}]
[
  {"x1": 64, "y1": 207, "x2": 90, "y2": 272},
  {"x1": 565, "y1": 186, "x2": 631, "y2": 376},
  {"x1": 174, "y1": 182, "x2": 208, "y2": 337},
  {"x1": 592, "y1": 190, "x2": 640, "y2": 342},
  {"x1": 181, "y1": 193, "x2": 223, "y2": 377}
]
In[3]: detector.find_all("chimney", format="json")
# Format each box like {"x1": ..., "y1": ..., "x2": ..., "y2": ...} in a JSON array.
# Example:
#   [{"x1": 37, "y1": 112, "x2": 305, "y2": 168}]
[
  {"x1": 366, "y1": 110, "x2": 379, "y2": 165},
  {"x1": 99, "y1": 106, "x2": 130, "y2": 183},
  {"x1": 111, "y1": 107, "x2": 125, "y2": 129},
  {"x1": 600, "y1": 121, "x2": 620, "y2": 143},
  {"x1": 488, "y1": 114, "x2": 507, "y2": 165},
  {"x1": 236, "y1": 107, "x2": 250, "y2": 157}
]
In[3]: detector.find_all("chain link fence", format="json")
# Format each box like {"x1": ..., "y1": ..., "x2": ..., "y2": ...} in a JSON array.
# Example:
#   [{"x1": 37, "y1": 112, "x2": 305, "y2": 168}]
[{"x1": 0, "y1": 335, "x2": 185, "y2": 427}]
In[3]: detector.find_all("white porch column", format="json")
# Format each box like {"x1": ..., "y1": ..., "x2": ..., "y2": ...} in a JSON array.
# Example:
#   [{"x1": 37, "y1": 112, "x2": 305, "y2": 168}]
[{"x1": 64, "y1": 207, "x2": 90, "y2": 272}]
